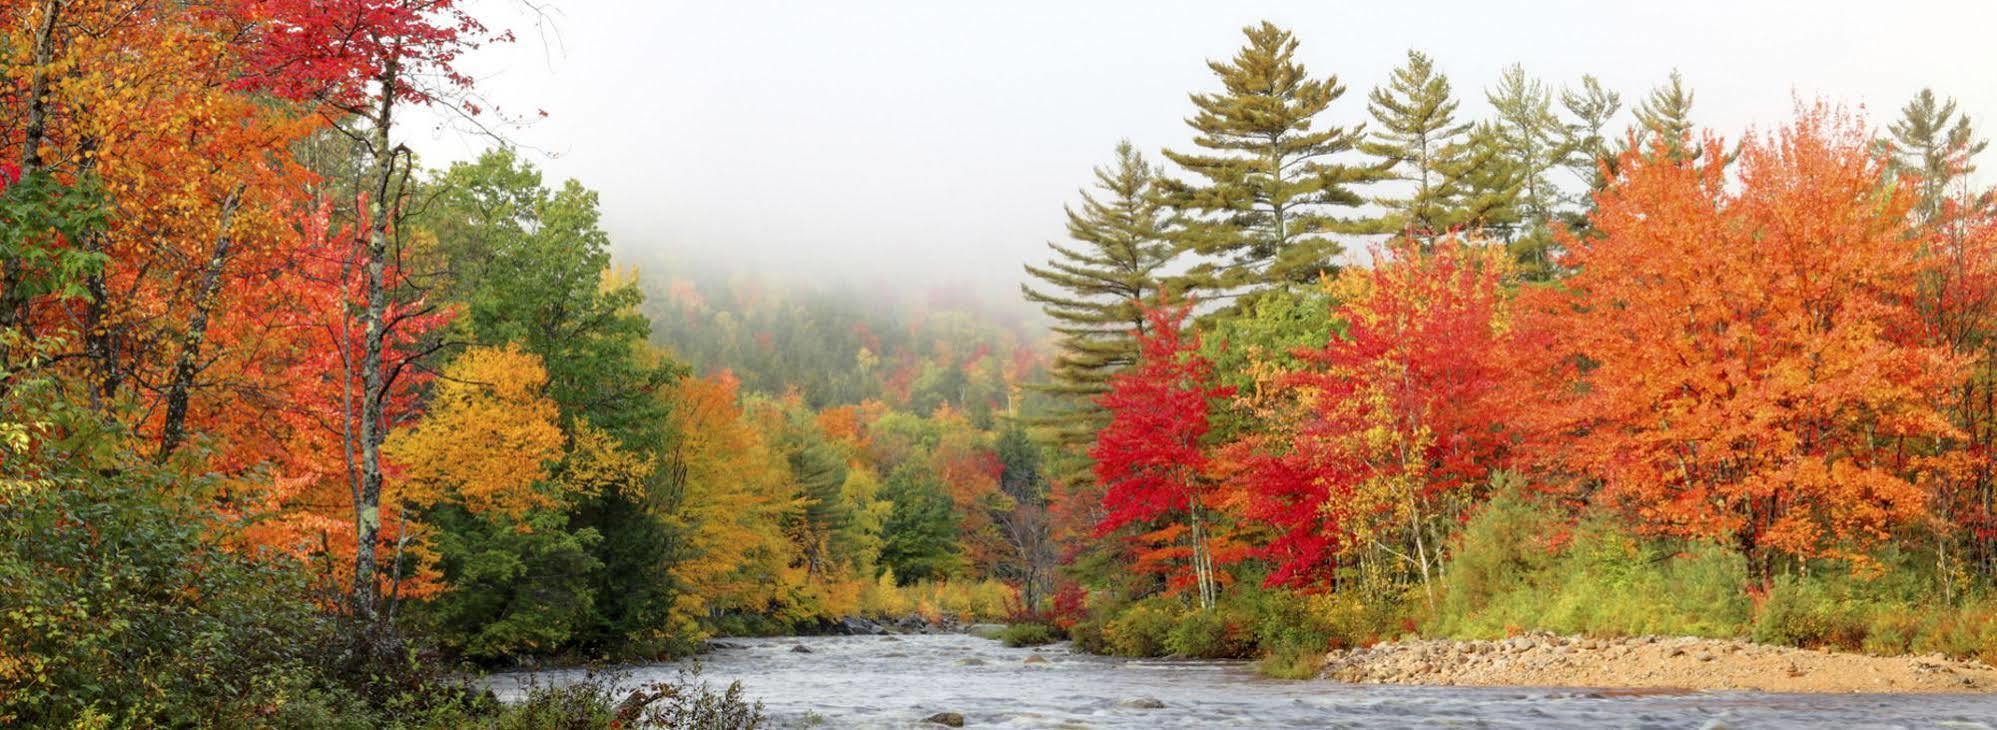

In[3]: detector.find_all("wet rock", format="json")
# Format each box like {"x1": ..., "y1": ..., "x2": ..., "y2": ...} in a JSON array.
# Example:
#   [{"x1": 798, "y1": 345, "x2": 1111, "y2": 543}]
[
  {"x1": 923, "y1": 711, "x2": 965, "y2": 727},
  {"x1": 958, "y1": 658, "x2": 987, "y2": 666},
  {"x1": 1023, "y1": 655, "x2": 1048, "y2": 665},
  {"x1": 791, "y1": 644, "x2": 814, "y2": 653},
  {"x1": 881, "y1": 635, "x2": 901, "y2": 642},
  {"x1": 1117, "y1": 697, "x2": 1166, "y2": 709},
  {"x1": 837, "y1": 616, "x2": 889, "y2": 635}
]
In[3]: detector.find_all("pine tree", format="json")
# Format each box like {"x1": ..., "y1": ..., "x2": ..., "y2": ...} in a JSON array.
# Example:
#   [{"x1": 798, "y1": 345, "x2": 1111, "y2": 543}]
[
  {"x1": 1887, "y1": 88, "x2": 1989, "y2": 223},
  {"x1": 1559, "y1": 75, "x2": 1623, "y2": 192},
  {"x1": 1451, "y1": 122, "x2": 1527, "y2": 241},
  {"x1": 1631, "y1": 70, "x2": 1700, "y2": 163},
  {"x1": 1361, "y1": 50, "x2": 1477, "y2": 247},
  {"x1": 1485, "y1": 64, "x2": 1569, "y2": 276},
  {"x1": 1556, "y1": 75, "x2": 1623, "y2": 235},
  {"x1": 1021, "y1": 141, "x2": 1175, "y2": 485},
  {"x1": 1160, "y1": 21, "x2": 1383, "y2": 306}
]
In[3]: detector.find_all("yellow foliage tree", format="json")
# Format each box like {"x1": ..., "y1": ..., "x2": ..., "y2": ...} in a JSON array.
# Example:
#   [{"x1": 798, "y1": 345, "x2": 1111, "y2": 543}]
[
  {"x1": 664, "y1": 371, "x2": 802, "y2": 631},
  {"x1": 386, "y1": 345, "x2": 566, "y2": 519}
]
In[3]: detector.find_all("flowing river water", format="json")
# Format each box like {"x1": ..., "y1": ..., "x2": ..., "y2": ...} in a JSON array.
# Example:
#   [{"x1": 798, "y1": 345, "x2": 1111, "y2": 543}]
[{"x1": 488, "y1": 634, "x2": 1997, "y2": 728}]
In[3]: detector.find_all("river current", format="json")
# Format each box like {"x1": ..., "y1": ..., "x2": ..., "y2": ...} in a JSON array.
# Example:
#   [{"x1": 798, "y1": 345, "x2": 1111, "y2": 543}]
[{"x1": 487, "y1": 633, "x2": 1997, "y2": 728}]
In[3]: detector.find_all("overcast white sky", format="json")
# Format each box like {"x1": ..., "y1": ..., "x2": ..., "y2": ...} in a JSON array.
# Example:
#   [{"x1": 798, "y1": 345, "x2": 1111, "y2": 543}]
[{"x1": 411, "y1": 0, "x2": 1997, "y2": 305}]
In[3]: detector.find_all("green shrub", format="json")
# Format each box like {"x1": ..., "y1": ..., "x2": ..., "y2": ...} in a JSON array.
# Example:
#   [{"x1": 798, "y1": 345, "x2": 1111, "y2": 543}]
[
  {"x1": 453, "y1": 669, "x2": 764, "y2": 730},
  {"x1": 0, "y1": 476, "x2": 346, "y2": 727},
  {"x1": 1067, "y1": 615, "x2": 1112, "y2": 654},
  {"x1": 1165, "y1": 608, "x2": 1255, "y2": 658},
  {"x1": 1255, "y1": 642, "x2": 1325, "y2": 680},
  {"x1": 999, "y1": 622, "x2": 1060, "y2": 647},
  {"x1": 1104, "y1": 599, "x2": 1180, "y2": 657},
  {"x1": 1753, "y1": 575, "x2": 1871, "y2": 651},
  {"x1": 1428, "y1": 483, "x2": 1751, "y2": 641}
]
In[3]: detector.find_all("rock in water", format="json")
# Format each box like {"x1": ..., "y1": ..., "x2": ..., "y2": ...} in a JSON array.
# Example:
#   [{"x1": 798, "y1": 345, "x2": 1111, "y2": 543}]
[
  {"x1": 790, "y1": 644, "x2": 813, "y2": 653},
  {"x1": 923, "y1": 711, "x2": 966, "y2": 727},
  {"x1": 1023, "y1": 655, "x2": 1048, "y2": 665},
  {"x1": 958, "y1": 657, "x2": 987, "y2": 666},
  {"x1": 1117, "y1": 697, "x2": 1166, "y2": 709}
]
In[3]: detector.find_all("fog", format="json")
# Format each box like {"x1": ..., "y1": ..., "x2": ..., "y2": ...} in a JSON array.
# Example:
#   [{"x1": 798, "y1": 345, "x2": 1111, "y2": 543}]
[{"x1": 409, "y1": 0, "x2": 1997, "y2": 308}]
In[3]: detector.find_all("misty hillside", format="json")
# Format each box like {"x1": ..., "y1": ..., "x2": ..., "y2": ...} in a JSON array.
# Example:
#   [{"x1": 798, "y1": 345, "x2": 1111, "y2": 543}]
[{"x1": 631, "y1": 256, "x2": 1054, "y2": 419}]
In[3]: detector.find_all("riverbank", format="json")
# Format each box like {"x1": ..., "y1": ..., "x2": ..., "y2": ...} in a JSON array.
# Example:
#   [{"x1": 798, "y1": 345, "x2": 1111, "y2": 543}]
[{"x1": 1321, "y1": 632, "x2": 1997, "y2": 693}]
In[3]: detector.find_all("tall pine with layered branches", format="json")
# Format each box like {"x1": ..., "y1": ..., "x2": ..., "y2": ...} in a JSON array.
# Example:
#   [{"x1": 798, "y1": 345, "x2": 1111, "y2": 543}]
[
  {"x1": 1022, "y1": 141, "x2": 1175, "y2": 486},
  {"x1": 1362, "y1": 50, "x2": 1510, "y2": 247},
  {"x1": 1160, "y1": 21, "x2": 1384, "y2": 309}
]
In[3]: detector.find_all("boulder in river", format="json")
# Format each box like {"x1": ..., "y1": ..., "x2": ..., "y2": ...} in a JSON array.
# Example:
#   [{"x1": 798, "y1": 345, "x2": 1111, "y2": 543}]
[
  {"x1": 1023, "y1": 655, "x2": 1048, "y2": 665},
  {"x1": 838, "y1": 616, "x2": 888, "y2": 635},
  {"x1": 923, "y1": 711, "x2": 966, "y2": 727},
  {"x1": 790, "y1": 644, "x2": 813, "y2": 653},
  {"x1": 958, "y1": 657, "x2": 987, "y2": 666},
  {"x1": 1117, "y1": 697, "x2": 1166, "y2": 709}
]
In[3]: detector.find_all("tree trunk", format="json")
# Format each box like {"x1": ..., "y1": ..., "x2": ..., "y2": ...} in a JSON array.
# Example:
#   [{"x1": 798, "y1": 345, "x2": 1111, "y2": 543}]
[
  {"x1": 351, "y1": 61, "x2": 401, "y2": 638},
  {"x1": 156, "y1": 188, "x2": 243, "y2": 461},
  {"x1": 1188, "y1": 500, "x2": 1216, "y2": 611},
  {"x1": 2, "y1": 0, "x2": 65, "y2": 335}
]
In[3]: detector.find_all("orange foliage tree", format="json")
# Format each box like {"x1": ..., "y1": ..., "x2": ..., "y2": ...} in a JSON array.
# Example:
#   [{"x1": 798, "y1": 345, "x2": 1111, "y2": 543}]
[{"x1": 1532, "y1": 106, "x2": 1966, "y2": 583}]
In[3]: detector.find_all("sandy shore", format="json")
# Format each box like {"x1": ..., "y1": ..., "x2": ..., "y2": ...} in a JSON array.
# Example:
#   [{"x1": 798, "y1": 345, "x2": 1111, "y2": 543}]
[{"x1": 1321, "y1": 633, "x2": 1997, "y2": 693}]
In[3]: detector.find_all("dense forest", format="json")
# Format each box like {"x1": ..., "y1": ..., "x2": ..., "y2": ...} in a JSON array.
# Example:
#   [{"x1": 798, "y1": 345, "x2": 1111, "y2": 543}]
[{"x1": 2, "y1": 0, "x2": 1995, "y2": 726}]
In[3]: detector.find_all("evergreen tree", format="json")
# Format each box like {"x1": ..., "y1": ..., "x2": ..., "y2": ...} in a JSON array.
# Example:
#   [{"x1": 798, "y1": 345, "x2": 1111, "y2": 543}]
[
  {"x1": 1556, "y1": 75, "x2": 1624, "y2": 235},
  {"x1": 1887, "y1": 88, "x2": 1989, "y2": 223},
  {"x1": 1361, "y1": 50, "x2": 1478, "y2": 247},
  {"x1": 1021, "y1": 141, "x2": 1173, "y2": 484},
  {"x1": 1559, "y1": 75, "x2": 1623, "y2": 192},
  {"x1": 1631, "y1": 70, "x2": 1700, "y2": 163},
  {"x1": 1452, "y1": 122, "x2": 1527, "y2": 241},
  {"x1": 1486, "y1": 64, "x2": 1569, "y2": 276},
  {"x1": 878, "y1": 461, "x2": 960, "y2": 584},
  {"x1": 1159, "y1": 21, "x2": 1383, "y2": 305}
]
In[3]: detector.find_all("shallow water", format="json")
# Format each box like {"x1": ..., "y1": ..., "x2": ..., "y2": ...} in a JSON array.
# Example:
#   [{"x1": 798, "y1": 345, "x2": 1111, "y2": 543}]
[{"x1": 487, "y1": 633, "x2": 1997, "y2": 728}]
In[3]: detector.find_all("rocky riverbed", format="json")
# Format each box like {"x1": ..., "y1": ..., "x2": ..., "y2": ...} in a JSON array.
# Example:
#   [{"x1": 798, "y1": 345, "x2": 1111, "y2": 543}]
[{"x1": 1323, "y1": 632, "x2": 1997, "y2": 693}]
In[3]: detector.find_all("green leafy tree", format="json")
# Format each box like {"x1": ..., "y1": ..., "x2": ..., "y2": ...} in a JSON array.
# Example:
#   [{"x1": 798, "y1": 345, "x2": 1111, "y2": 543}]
[
  {"x1": 1160, "y1": 21, "x2": 1384, "y2": 307},
  {"x1": 418, "y1": 149, "x2": 690, "y2": 658},
  {"x1": 1021, "y1": 141, "x2": 1174, "y2": 484},
  {"x1": 878, "y1": 461, "x2": 961, "y2": 584}
]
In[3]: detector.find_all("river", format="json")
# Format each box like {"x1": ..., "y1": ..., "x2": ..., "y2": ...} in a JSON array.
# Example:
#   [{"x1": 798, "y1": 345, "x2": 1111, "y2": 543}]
[{"x1": 487, "y1": 634, "x2": 1997, "y2": 728}]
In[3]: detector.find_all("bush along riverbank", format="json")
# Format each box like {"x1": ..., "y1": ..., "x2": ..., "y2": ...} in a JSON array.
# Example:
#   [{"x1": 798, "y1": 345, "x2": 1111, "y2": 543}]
[{"x1": 1030, "y1": 483, "x2": 1997, "y2": 687}]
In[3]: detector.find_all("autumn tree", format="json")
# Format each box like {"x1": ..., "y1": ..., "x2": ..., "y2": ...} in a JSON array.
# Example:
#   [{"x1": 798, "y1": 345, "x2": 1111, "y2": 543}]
[
  {"x1": 1537, "y1": 106, "x2": 1962, "y2": 584},
  {"x1": 663, "y1": 372, "x2": 798, "y2": 631},
  {"x1": 1160, "y1": 21, "x2": 1384, "y2": 308},
  {"x1": 1232, "y1": 237, "x2": 1521, "y2": 600},
  {"x1": 1022, "y1": 141, "x2": 1175, "y2": 486},
  {"x1": 1092, "y1": 301, "x2": 1232, "y2": 609}
]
